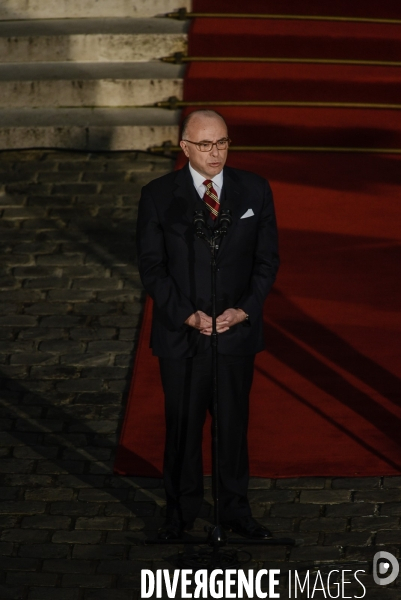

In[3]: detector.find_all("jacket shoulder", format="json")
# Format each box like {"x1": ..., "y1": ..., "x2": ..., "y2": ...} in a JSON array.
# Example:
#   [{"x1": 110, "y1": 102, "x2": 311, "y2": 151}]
[
  {"x1": 141, "y1": 168, "x2": 179, "y2": 195},
  {"x1": 224, "y1": 166, "x2": 270, "y2": 189}
]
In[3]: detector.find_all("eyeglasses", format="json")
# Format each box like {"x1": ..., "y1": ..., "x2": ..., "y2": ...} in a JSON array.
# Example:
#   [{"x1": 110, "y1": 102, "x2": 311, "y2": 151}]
[{"x1": 182, "y1": 138, "x2": 231, "y2": 152}]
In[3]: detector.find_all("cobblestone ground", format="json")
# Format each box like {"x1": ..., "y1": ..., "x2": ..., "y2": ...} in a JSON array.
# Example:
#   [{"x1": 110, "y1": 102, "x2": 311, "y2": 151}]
[{"x1": 0, "y1": 150, "x2": 400, "y2": 600}]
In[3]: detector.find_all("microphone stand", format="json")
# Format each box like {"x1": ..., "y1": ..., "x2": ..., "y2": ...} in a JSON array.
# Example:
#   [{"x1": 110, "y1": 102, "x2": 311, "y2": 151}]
[
  {"x1": 144, "y1": 209, "x2": 295, "y2": 570},
  {"x1": 193, "y1": 209, "x2": 232, "y2": 559}
]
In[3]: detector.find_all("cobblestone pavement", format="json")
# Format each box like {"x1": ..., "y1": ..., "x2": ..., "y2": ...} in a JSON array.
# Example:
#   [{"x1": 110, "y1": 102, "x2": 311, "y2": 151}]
[{"x1": 0, "y1": 150, "x2": 400, "y2": 599}]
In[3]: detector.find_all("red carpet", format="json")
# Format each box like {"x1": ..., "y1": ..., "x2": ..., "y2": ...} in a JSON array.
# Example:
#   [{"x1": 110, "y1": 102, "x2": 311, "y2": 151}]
[
  {"x1": 188, "y1": 19, "x2": 401, "y2": 61},
  {"x1": 185, "y1": 63, "x2": 401, "y2": 105},
  {"x1": 115, "y1": 2, "x2": 401, "y2": 477},
  {"x1": 190, "y1": 0, "x2": 401, "y2": 19}
]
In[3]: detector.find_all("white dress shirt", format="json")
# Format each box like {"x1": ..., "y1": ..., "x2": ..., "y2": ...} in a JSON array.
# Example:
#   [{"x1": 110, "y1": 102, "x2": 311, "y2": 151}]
[{"x1": 188, "y1": 163, "x2": 223, "y2": 200}]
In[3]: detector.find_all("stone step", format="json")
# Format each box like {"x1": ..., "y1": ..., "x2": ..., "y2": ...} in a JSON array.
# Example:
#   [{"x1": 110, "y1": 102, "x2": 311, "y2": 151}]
[
  {"x1": 0, "y1": 108, "x2": 180, "y2": 150},
  {"x1": 0, "y1": 62, "x2": 184, "y2": 108},
  {"x1": 0, "y1": 0, "x2": 190, "y2": 20},
  {"x1": 0, "y1": 18, "x2": 188, "y2": 62}
]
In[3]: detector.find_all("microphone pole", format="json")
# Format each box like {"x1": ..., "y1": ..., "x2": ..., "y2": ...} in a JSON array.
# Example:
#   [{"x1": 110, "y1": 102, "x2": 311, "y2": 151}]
[{"x1": 194, "y1": 209, "x2": 233, "y2": 560}]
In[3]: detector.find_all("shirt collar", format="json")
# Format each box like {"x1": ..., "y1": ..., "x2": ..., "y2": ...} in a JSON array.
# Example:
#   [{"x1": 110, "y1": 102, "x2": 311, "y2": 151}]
[{"x1": 188, "y1": 163, "x2": 224, "y2": 194}]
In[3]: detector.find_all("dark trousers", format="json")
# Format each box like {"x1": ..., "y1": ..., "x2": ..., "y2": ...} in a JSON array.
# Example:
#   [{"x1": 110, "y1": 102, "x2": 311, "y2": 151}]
[{"x1": 159, "y1": 348, "x2": 255, "y2": 524}]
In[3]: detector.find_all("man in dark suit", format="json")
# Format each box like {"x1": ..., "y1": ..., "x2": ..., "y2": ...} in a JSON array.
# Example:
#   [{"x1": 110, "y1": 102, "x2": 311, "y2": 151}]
[{"x1": 136, "y1": 110, "x2": 279, "y2": 540}]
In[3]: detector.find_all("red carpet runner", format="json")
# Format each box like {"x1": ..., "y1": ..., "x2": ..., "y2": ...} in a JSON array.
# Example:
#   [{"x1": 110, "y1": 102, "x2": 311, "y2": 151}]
[{"x1": 115, "y1": 1, "x2": 401, "y2": 477}]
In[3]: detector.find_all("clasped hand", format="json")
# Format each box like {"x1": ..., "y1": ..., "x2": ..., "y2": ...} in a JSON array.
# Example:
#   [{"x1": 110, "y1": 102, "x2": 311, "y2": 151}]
[{"x1": 185, "y1": 308, "x2": 247, "y2": 336}]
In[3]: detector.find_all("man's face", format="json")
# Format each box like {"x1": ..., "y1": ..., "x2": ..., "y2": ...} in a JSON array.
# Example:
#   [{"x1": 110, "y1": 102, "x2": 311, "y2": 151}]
[{"x1": 179, "y1": 115, "x2": 229, "y2": 179}]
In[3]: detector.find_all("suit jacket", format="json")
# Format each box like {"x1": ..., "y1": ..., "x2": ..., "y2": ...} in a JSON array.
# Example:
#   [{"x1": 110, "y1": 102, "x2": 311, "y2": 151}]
[{"x1": 136, "y1": 162, "x2": 280, "y2": 358}]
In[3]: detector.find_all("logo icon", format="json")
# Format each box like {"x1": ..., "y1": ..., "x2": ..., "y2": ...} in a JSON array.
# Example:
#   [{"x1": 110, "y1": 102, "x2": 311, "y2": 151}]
[{"x1": 373, "y1": 551, "x2": 399, "y2": 586}]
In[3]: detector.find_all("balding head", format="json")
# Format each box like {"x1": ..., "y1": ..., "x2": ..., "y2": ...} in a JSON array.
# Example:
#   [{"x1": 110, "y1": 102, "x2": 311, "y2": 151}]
[{"x1": 181, "y1": 110, "x2": 227, "y2": 140}]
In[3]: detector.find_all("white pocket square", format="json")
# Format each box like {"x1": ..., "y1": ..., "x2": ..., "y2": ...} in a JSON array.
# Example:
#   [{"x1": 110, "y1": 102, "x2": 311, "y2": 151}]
[{"x1": 240, "y1": 208, "x2": 254, "y2": 219}]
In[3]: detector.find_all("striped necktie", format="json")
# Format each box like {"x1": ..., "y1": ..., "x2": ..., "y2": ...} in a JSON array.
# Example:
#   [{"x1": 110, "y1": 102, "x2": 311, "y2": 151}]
[{"x1": 203, "y1": 179, "x2": 220, "y2": 220}]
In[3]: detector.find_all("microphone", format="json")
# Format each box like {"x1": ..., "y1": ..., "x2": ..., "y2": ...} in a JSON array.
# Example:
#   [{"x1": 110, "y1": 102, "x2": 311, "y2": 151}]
[
  {"x1": 193, "y1": 210, "x2": 206, "y2": 236},
  {"x1": 219, "y1": 209, "x2": 232, "y2": 235}
]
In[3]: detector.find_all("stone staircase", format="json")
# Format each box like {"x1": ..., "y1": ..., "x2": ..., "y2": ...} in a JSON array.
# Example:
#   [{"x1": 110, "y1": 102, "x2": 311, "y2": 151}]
[{"x1": 0, "y1": 0, "x2": 190, "y2": 150}]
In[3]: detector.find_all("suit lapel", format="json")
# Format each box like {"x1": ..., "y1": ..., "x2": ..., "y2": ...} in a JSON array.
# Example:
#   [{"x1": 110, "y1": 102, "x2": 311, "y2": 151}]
[
  {"x1": 172, "y1": 163, "x2": 199, "y2": 224},
  {"x1": 218, "y1": 167, "x2": 244, "y2": 258},
  {"x1": 171, "y1": 163, "x2": 212, "y2": 255}
]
